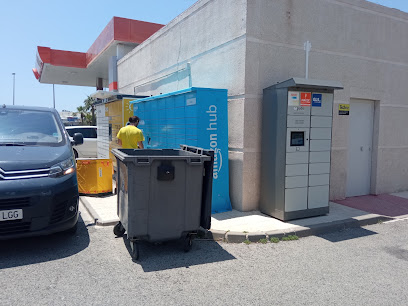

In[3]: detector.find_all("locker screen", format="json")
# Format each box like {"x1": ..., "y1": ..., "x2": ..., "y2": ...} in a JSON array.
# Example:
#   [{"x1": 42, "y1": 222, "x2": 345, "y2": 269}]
[{"x1": 290, "y1": 131, "x2": 305, "y2": 146}]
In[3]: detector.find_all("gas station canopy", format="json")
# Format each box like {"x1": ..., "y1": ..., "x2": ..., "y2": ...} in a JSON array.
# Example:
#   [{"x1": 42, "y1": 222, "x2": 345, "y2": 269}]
[{"x1": 33, "y1": 17, "x2": 164, "y2": 88}]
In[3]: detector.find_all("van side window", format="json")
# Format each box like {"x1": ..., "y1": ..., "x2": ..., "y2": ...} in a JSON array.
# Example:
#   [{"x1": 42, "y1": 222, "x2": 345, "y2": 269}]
[{"x1": 67, "y1": 128, "x2": 97, "y2": 138}]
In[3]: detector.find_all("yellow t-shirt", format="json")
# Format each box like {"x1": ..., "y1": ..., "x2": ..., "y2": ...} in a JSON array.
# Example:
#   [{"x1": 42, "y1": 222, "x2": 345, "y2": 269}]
[{"x1": 116, "y1": 125, "x2": 145, "y2": 149}]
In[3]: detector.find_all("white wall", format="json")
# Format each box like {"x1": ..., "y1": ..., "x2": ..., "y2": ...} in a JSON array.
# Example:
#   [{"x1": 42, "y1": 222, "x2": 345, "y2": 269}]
[
  {"x1": 117, "y1": 0, "x2": 408, "y2": 211},
  {"x1": 118, "y1": 0, "x2": 249, "y2": 210}
]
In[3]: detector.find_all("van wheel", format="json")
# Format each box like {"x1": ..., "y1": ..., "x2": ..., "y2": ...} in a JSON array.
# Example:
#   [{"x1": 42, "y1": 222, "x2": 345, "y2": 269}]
[{"x1": 73, "y1": 149, "x2": 78, "y2": 159}]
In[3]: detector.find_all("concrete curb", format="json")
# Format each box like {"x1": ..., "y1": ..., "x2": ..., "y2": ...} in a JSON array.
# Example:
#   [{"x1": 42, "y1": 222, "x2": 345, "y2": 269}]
[
  {"x1": 80, "y1": 195, "x2": 394, "y2": 238},
  {"x1": 198, "y1": 214, "x2": 393, "y2": 243},
  {"x1": 79, "y1": 197, "x2": 119, "y2": 226},
  {"x1": 97, "y1": 219, "x2": 120, "y2": 226},
  {"x1": 226, "y1": 231, "x2": 247, "y2": 243}
]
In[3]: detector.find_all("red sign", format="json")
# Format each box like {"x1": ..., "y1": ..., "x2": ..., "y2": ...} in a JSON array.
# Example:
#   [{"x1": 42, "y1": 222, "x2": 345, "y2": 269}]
[{"x1": 300, "y1": 92, "x2": 311, "y2": 106}]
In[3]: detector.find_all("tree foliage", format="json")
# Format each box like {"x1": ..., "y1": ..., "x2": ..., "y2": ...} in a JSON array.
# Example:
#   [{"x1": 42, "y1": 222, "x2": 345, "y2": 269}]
[{"x1": 76, "y1": 96, "x2": 96, "y2": 125}]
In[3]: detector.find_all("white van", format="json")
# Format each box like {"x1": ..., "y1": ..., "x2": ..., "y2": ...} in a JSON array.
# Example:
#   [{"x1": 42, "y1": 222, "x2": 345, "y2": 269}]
[{"x1": 66, "y1": 126, "x2": 97, "y2": 158}]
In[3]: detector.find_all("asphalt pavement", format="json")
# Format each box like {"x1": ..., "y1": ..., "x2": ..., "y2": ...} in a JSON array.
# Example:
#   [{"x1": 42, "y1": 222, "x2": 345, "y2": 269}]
[{"x1": 1, "y1": 204, "x2": 407, "y2": 306}]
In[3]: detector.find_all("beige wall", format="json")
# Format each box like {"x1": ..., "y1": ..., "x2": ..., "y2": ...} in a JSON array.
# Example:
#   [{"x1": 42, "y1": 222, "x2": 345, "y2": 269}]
[
  {"x1": 245, "y1": 0, "x2": 408, "y2": 202},
  {"x1": 118, "y1": 0, "x2": 408, "y2": 211}
]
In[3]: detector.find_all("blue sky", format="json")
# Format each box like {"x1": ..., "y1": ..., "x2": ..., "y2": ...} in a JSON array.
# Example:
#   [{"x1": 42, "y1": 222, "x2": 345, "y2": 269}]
[{"x1": 1, "y1": 0, "x2": 407, "y2": 112}]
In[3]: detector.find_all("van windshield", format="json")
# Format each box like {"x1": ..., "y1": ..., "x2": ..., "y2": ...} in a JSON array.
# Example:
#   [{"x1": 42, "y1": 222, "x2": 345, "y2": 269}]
[{"x1": 0, "y1": 109, "x2": 65, "y2": 146}]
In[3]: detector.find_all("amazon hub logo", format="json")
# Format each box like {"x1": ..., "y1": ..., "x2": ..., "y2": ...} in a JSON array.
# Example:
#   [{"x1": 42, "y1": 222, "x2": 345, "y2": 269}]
[{"x1": 206, "y1": 105, "x2": 222, "y2": 180}]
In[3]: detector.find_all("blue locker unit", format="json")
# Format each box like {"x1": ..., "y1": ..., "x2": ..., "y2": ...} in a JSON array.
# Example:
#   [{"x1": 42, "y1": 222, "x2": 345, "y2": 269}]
[{"x1": 131, "y1": 87, "x2": 232, "y2": 213}]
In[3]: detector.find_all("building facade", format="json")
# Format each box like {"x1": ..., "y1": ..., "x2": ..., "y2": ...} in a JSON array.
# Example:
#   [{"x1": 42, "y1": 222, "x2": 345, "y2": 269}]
[
  {"x1": 116, "y1": 0, "x2": 408, "y2": 212},
  {"x1": 34, "y1": 1, "x2": 408, "y2": 212}
]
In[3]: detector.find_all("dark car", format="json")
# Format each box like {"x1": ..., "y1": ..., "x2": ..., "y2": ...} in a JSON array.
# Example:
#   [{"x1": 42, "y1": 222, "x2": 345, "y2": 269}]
[{"x1": 0, "y1": 104, "x2": 83, "y2": 239}]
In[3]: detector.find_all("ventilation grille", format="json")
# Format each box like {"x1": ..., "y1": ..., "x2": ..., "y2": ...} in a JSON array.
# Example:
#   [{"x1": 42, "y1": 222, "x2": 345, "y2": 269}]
[
  {"x1": 49, "y1": 200, "x2": 68, "y2": 225},
  {"x1": 0, "y1": 197, "x2": 30, "y2": 210},
  {"x1": 0, "y1": 220, "x2": 31, "y2": 236}
]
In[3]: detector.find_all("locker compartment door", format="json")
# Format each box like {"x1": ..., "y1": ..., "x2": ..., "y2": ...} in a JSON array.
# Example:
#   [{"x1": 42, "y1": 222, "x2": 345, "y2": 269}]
[
  {"x1": 287, "y1": 105, "x2": 311, "y2": 116},
  {"x1": 310, "y1": 128, "x2": 331, "y2": 140},
  {"x1": 285, "y1": 188, "x2": 308, "y2": 212},
  {"x1": 287, "y1": 116, "x2": 310, "y2": 128},
  {"x1": 311, "y1": 93, "x2": 333, "y2": 116},
  {"x1": 311, "y1": 116, "x2": 332, "y2": 128},
  {"x1": 308, "y1": 185, "x2": 330, "y2": 209},
  {"x1": 286, "y1": 164, "x2": 309, "y2": 176},
  {"x1": 287, "y1": 152, "x2": 309, "y2": 164},
  {"x1": 285, "y1": 176, "x2": 308, "y2": 189},
  {"x1": 309, "y1": 163, "x2": 330, "y2": 175},
  {"x1": 310, "y1": 151, "x2": 331, "y2": 163},
  {"x1": 309, "y1": 174, "x2": 330, "y2": 186},
  {"x1": 309, "y1": 140, "x2": 331, "y2": 152}
]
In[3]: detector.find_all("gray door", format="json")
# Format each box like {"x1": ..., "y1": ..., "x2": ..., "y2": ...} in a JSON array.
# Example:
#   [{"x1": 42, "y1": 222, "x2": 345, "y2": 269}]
[{"x1": 346, "y1": 99, "x2": 374, "y2": 197}]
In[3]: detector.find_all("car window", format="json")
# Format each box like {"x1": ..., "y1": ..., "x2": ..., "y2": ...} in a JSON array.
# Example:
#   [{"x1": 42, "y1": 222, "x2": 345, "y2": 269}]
[
  {"x1": 0, "y1": 109, "x2": 64, "y2": 146},
  {"x1": 67, "y1": 128, "x2": 97, "y2": 138}
]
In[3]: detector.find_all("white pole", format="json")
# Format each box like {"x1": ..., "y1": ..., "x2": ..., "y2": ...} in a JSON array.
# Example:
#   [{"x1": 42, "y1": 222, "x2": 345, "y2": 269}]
[
  {"x1": 304, "y1": 41, "x2": 312, "y2": 79},
  {"x1": 53, "y1": 84, "x2": 55, "y2": 108},
  {"x1": 12, "y1": 73, "x2": 15, "y2": 105}
]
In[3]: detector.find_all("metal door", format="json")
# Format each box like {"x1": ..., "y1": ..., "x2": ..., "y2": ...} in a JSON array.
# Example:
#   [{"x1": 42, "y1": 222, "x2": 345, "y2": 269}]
[{"x1": 346, "y1": 99, "x2": 374, "y2": 197}]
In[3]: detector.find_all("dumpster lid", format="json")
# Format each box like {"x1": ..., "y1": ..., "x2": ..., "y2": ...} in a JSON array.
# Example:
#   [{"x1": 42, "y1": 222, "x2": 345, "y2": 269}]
[{"x1": 111, "y1": 148, "x2": 212, "y2": 163}]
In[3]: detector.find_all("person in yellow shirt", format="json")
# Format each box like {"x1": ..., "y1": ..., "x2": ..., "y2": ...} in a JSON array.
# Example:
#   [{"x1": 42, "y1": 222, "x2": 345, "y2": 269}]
[{"x1": 116, "y1": 116, "x2": 144, "y2": 149}]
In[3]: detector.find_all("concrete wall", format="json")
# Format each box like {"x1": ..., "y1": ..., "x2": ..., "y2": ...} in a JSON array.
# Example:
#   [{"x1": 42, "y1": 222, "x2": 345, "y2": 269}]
[
  {"x1": 118, "y1": 0, "x2": 247, "y2": 96},
  {"x1": 117, "y1": 0, "x2": 249, "y2": 210},
  {"x1": 117, "y1": 0, "x2": 408, "y2": 211},
  {"x1": 246, "y1": 0, "x2": 408, "y2": 202}
]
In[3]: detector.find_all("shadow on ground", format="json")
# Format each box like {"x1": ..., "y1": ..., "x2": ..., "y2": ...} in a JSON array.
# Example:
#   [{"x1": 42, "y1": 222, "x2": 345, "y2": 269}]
[
  {"x1": 316, "y1": 226, "x2": 378, "y2": 243},
  {"x1": 0, "y1": 215, "x2": 90, "y2": 270},
  {"x1": 121, "y1": 235, "x2": 235, "y2": 272}
]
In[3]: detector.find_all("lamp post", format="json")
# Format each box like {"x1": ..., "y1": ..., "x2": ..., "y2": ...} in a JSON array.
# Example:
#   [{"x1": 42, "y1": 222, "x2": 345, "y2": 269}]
[
  {"x1": 12, "y1": 73, "x2": 15, "y2": 105},
  {"x1": 53, "y1": 84, "x2": 55, "y2": 108}
]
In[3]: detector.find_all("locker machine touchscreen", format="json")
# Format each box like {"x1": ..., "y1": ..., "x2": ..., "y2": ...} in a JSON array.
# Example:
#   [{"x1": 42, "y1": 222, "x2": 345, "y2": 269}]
[{"x1": 290, "y1": 131, "x2": 305, "y2": 147}]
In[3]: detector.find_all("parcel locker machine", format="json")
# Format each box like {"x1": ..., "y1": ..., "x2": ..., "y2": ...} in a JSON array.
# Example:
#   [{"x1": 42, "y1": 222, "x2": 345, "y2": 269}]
[{"x1": 260, "y1": 78, "x2": 343, "y2": 221}]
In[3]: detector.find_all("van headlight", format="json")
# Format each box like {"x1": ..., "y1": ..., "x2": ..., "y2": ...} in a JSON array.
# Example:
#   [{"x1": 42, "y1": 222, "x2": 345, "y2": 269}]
[{"x1": 49, "y1": 157, "x2": 76, "y2": 178}]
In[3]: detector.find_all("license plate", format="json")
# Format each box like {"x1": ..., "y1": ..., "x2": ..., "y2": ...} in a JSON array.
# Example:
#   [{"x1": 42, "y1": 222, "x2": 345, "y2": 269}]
[{"x1": 0, "y1": 209, "x2": 23, "y2": 222}]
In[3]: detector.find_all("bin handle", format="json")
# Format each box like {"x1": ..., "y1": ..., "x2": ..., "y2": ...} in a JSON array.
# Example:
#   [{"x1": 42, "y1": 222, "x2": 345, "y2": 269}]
[{"x1": 181, "y1": 145, "x2": 203, "y2": 155}]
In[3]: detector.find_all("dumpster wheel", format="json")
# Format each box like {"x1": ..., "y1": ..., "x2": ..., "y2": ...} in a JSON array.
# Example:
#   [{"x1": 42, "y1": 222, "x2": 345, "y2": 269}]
[
  {"x1": 130, "y1": 241, "x2": 139, "y2": 260},
  {"x1": 113, "y1": 222, "x2": 126, "y2": 237},
  {"x1": 183, "y1": 234, "x2": 193, "y2": 252}
]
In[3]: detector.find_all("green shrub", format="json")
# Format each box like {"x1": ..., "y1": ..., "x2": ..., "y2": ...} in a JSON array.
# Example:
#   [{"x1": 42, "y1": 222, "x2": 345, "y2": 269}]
[
  {"x1": 282, "y1": 235, "x2": 299, "y2": 241},
  {"x1": 270, "y1": 237, "x2": 280, "y2": 243}
]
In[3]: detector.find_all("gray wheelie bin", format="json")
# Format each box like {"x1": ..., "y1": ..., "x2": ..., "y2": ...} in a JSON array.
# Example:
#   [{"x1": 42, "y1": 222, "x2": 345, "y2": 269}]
[{"x1": 111, "y1": 145, "x2": 214, "y2": 260}]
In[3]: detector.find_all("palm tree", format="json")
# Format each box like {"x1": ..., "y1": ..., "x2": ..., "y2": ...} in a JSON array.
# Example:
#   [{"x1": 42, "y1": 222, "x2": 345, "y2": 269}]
[
  {"x1": 84, "y1": 96, "x2": 96, "y2": 126},
  {"x1": 76, "y1": 106, "x2": 86, "y2": 125}
]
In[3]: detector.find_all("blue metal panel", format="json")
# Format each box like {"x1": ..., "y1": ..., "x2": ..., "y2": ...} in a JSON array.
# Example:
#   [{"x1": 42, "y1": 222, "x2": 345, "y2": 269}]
[{"x1": 131, "y1": 88, "x2": 232, "y2": 213}]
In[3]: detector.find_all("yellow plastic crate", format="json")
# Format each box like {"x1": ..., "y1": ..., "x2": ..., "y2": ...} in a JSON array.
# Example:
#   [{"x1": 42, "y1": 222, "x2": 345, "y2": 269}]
[{"x1": 76, "y1": 159, "x2": 113, "y2": 195}]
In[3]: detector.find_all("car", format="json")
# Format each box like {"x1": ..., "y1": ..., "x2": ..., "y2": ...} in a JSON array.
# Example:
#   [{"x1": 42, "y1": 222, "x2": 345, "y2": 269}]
[
  {"x1": 0, "y1": 104, "x2": 83, "y2": 239},
  {"x1": 65, "y1": 126, "x2": 97, "y2": 158}
]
